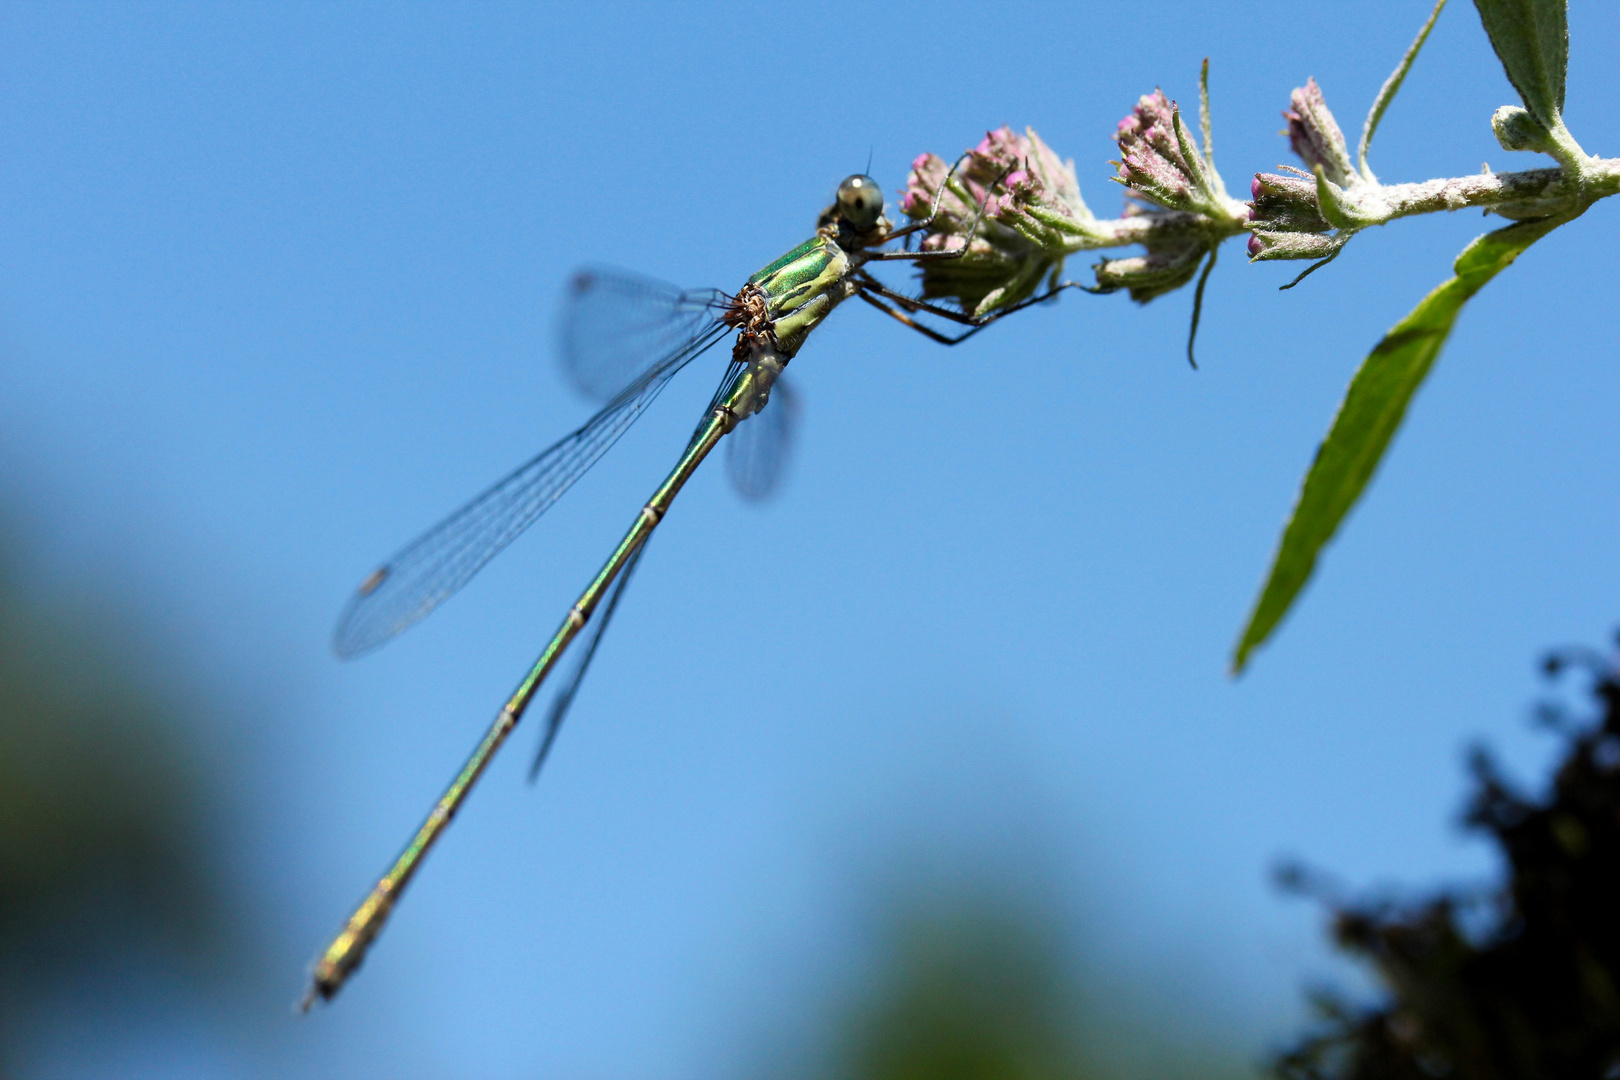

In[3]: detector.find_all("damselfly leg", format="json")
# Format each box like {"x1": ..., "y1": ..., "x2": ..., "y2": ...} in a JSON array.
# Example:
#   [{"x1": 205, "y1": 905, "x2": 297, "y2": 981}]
[
  {"x1": 855, "y1": 273, "x2": 1098, "y2": 345},
  {"x1": 867, "y1": 161, "x2": 1016, "y2": 264}
]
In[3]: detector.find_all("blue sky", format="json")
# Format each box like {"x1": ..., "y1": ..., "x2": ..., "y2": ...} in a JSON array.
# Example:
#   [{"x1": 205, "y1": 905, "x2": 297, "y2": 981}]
[{"x1": 2, "y1": 2, "x2": 1619, "y2": 1076}]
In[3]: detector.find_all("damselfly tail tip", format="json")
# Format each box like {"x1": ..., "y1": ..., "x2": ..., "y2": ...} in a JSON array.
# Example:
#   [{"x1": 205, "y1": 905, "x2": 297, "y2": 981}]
[{"x1": 296, "y1": 958, "x2": 347, "y2": 1014}]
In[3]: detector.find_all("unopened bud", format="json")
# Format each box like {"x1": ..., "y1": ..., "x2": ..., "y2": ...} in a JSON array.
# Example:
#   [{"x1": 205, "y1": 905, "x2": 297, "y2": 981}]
[
  {"x1": 1114, "y1": 89, "x2": 1230, "y2": 218},
  {"x1": 1248, "y1": 172, "x2": 1330, "y2": 232},
  {"x1": 1283, "y1": 79, "x2": 1355, "y2": 187},
  {"x1": 904, "y1": 127, "x2": 1097, "y2": 316},
  {"x1": 1245, "y1": 230, "x2": 1345, "y2": 262},
  {"x1": 1094, "y1": 239, "x2": 1208, "y2": 302},
  {"x1": 1491, "y1": 105, "x2": 1557, "y2": 155}
]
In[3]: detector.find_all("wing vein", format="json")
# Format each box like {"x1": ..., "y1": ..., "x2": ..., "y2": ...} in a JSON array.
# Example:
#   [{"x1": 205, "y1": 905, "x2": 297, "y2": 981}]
[{"x1": 333, "y1": 319, "x2": 729, "y2": 657}]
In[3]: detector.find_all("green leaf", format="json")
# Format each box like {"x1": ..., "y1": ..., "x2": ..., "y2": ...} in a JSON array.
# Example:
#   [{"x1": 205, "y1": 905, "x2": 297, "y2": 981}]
[
  {"x1": 1358, "y1": 0, "x2": 1448, "y2": 182},
  {"x1": 1472, "y1": 0, "x2": 1568, "y2": 128},
  {"x1": 1232, "y1": 212, "x2": 1574, "y2": 674}
]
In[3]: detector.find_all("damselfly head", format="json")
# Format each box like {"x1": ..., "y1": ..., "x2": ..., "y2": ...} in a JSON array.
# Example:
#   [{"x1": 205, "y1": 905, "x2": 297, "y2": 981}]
[{"x1": 835, "y1": 174, "x2": 884, "y2": 231}]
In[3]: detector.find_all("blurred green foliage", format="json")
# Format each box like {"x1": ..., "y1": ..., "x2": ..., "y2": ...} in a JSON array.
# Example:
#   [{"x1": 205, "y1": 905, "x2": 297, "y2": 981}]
[
  {"x1": 0, "y1": 524, "x2": 239, "y2": 1064},
  {"x1": 838, "y1": 904, "x2": 1089, "y2": 1080},
  {"x1": 814, "y1": 887, "x2": 1245, "y2": 1080}
]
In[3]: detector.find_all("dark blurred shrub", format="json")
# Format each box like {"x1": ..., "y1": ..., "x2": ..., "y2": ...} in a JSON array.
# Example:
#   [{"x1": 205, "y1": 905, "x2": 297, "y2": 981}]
[
  {"x1": 1276, "y1": 637, "x2": 1620, "y2": 1079},
  {"x1": 0, "y1": 529, "x2": 237, "y2": 1062}
]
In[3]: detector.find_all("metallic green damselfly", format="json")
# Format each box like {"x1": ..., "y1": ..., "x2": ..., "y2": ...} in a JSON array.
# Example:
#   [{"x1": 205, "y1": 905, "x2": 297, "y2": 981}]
[{"x1": 303, "y1": 171, "x2": 1085, "y2": 1009}]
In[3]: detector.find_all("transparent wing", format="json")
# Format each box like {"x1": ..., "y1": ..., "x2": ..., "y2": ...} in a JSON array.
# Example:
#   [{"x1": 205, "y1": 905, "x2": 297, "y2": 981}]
[
  {"x1": 334, "y1": 320, "x2": 730, "y2": 659},
  {"x1": 724, "y1": 376, "x2": 799, "y2": 502},
  {"x1": 527, "y1": 537, "x2": 650, "y2": 782},
  {"x1": 526, "y1": 356, "x2": 744, "y2": 781},
  {"x1": 559, "y1": 267, "x2": 728, "y2": 402}
]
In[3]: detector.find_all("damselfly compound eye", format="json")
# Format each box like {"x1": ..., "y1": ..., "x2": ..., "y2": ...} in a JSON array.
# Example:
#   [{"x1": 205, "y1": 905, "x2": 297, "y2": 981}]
[{"x1": 836, "y1": 174, "x2": 884, "y2": 230}]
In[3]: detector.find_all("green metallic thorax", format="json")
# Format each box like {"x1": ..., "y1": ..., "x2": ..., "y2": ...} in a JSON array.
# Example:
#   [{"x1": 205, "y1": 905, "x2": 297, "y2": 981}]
[{"x1": 746, "y1": 235, "x2": 854, "y2": 356}]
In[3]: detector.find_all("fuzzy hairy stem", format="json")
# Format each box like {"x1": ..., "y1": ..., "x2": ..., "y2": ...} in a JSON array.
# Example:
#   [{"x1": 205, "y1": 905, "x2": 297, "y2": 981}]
[
  {"x1": 1015, "y1": 157, "x2": 1616, "y2": 270},
  {"x1": 1329, "y1": 156, "x2": 1620, "y2": 226}
]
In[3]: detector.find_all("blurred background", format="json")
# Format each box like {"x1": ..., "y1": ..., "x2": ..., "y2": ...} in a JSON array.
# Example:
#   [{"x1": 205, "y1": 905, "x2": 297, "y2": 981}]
[{"x1": 1, "y1": 2, "x2": 1617, "y2": 1076}]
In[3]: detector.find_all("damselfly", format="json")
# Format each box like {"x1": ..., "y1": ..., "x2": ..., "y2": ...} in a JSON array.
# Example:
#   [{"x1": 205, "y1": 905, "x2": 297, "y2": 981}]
[{"x1": 302, "y1": 170, "x2": 1085, "y2": 1009}]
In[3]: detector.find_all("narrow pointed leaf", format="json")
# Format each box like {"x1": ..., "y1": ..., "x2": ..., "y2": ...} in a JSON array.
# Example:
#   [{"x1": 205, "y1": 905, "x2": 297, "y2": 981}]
[
  {"x1": 1472, "y1": 0, "x2": 1568, "y2": 127},
  {"x1": 1233, "y1": 212, "x2": 1574, "y2": 673},
  {"x1": 1358, "y1": 0, "x2": 1448, "y2": 180}
]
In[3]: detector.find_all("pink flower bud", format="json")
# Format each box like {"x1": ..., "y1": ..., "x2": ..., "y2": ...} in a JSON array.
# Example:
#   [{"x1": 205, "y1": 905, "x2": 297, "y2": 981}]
[
  {"x1": 1246, "y1": 172, "x2": 1332, "y2": 239},
  {"x1": 1245, "y1": 229, "x2": 1345, "y2": 262},
  {"x1": 1093, "y1": 238, "x2": 1210, "y2": 303},
  {"x1": 902, "y1": 126, "x2": 1096, "y2": 316},
  {"x1": 1282, "y1": 79, "x2": 1355, "y2": 186}
]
